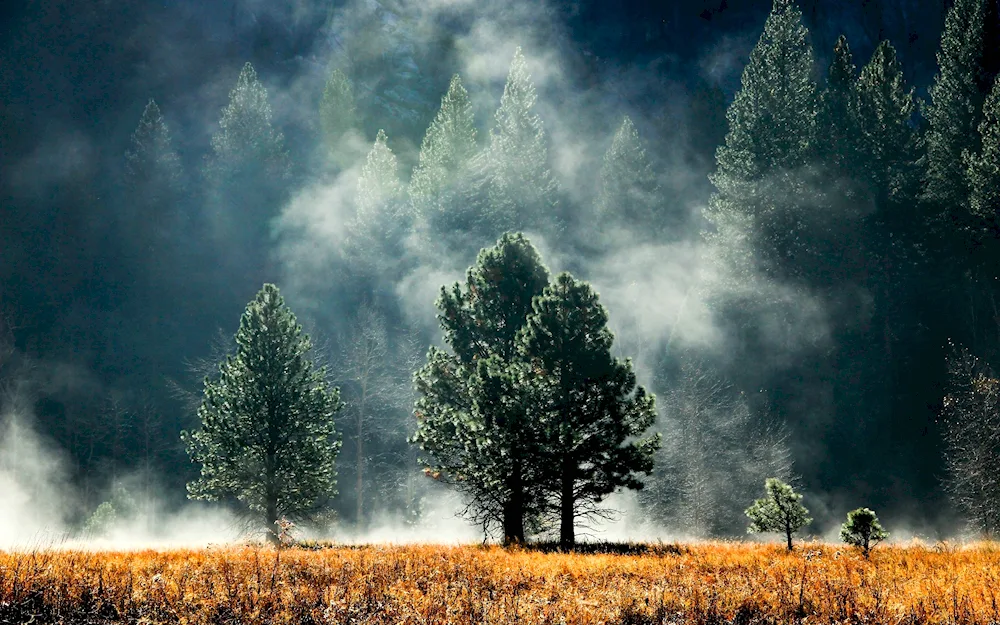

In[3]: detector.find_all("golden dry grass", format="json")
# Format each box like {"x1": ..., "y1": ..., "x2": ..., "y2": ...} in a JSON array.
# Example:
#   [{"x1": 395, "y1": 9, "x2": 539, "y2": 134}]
[{"x1": 1, "y1": 541, "x2": 1000, "y2": 624}]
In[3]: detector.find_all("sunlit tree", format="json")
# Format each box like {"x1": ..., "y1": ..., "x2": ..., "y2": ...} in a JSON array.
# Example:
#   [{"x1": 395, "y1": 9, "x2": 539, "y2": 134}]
[
  {"x1": 182, "y1": 284, "x2": 342, "y2": 543},
  {"x1": 520, "y1": 273, "x2": 660, "y2": 548},
  {"x1": 745, "y1": 477, "x2": 811, "y2": 550},
  {"x1": 412, "y1": 233, "x2": 550, "y2": 544}
]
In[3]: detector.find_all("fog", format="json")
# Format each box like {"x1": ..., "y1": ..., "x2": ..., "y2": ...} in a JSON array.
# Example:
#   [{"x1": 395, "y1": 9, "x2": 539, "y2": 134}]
[{"x1": 0, "y1": 0, "x2": 978, "y2": 547}]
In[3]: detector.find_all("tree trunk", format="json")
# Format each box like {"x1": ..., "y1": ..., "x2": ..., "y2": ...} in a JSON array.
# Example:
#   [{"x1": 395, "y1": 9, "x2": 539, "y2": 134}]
[
  {"x1": 266, "y1": 496, "x2": 279, "y2": 546},
  {"x1": 356, "y1": 397, "x2": 365, "y2": 530},
  {"x1": 559, "y1": 460, "x2": 575, "y2": 549},
  {"x1": 785, "y1": 521, "x2": 793, "y2": 551},
  {"x1": 502, "y1": 460, "x2": 525, "y2": 546}
]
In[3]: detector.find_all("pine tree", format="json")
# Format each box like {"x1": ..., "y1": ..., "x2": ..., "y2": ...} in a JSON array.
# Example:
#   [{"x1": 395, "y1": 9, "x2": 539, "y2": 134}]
[
  {"x1": 596, "y1": 116, "x2": 662, "y2": 235},
  {"x1": 705, "y1": 0, "x2": 818, "y2": 284},
  {"x1": 319, "y1": 68, "x2": 358, "y2": 155},
  {"x1": 840, "y1": 507, "x2": 889, "y2": 557},
  {"x1": 182, "y1": 284, "x2": 342, "y2": 543},
  {"x1": 745, "y1": 477, "x2": 811, "y2": 550},
  {"x1": 125, "y1": 99, "x2": 182, "y2": 204},
  {"x1": 348, "y1": 130, "x2": 405, "y2": 275},
  {"x1": 519, "y1": 273, "x2": 660, "y2": 548},
  {"x1": 123, "y1": 99, "x2": 184, "y2": 258},
  {"x1": 208, "y1": 63, "x2": 289, "y2": 180},
  {"x1": 409, "y1": 74, "x2": 478, "y2": 233},
  {"x1": 815, "y1": 35, "x2": 861, "y2": 174},
  {"x1": 967, "y1": 77, "x2": 1000, "y2": 222},
  {"x1": 484, "y1": 48, "x2": 558, "y2": 233},
  {"x1": 857, "y1": 40, "x2": 919, "y2": 211},
  {"x1": 922, "y1": 0, "x2": 1000, "y2": 225},
  {"x1": 411, "y1": 233, "x2": 550, "y2": 544},
  {"x1": 205, "y1": 63, "x2": 290, "y2": 279}
]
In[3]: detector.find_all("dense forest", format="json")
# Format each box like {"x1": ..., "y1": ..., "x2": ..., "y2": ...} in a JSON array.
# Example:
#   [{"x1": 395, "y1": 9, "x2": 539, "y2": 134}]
[{"x1": 1, "y1": 0, "x2": 999, "y2": 544}]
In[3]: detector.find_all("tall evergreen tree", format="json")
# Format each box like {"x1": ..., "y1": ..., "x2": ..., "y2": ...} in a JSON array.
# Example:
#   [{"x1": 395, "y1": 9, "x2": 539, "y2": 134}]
[
  {"x1": 319, "y1": 68, "x2": 358, "y2": 166},
  {"x1": 705, "y1": 0, "x2": 818, "y2": 284},
  {"x1": 412, "y1": 233, "x2": 550, "y2": 544},
  {"x1": 595, "y1": 116, "x2": 662, "y2": 236},
  {"x1": 205, "y1": 63, "x2": 290, "y2": 281},
  {"x1": 815, "y1": 35, "x2": 861, "y2": 174},
  {"x1": 483, "y1": 48, "x2": 558, "y2": 234},
  {"x1": 922, "y1": 0, "x2": 1000, "y2": 227},
  {"x1": 519, "y1": 273, "x2": 660, "y2": 547},
  {"x1": 857, "y1": 40, "x2": 920, "y2": 211},
  {"x1": 182, "y1": 284, "x2": 342, "y2": 543},
  {"x1": 347, "y1": 130, "x2": 406, "y2": 276},
  {"x1": 320, "y1": 69, "x2": 357, "y2": 147},
  {"x1": 123, "y1": 99, "x2": 183, "y2": 258},
  {"x1": 409, "y1": 74, "x2": 478, "y2": 234},
  {"x1": 967, "y1": 77, "x2": 1000, "y2": 222}
]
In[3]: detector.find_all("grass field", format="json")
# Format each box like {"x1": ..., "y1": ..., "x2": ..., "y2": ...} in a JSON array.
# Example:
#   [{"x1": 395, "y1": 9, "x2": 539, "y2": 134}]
[{"x1": 1, "y1": 541, "x2": 999, "y2": 624}]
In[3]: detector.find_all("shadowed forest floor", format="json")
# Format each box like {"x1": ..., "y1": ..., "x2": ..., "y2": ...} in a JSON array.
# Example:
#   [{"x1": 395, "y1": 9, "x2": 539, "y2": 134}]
[{"x1": 1, "y1": 541, "x2": 999, "y2": 624}]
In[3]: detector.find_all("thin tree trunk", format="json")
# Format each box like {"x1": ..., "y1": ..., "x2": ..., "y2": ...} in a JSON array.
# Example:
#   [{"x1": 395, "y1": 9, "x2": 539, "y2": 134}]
[
  {"x1": 266, "y1": 495, "x2": 279, "y2": 545},
  {"x1": 356, "y1": 390, "x2": 365, "y2": 529},
  {"x1": 785, "y1": 521, "x2": 793, "y2": 551},
  {"x1": 560, "y1": 459, "x2": 575, "y2": 549}
]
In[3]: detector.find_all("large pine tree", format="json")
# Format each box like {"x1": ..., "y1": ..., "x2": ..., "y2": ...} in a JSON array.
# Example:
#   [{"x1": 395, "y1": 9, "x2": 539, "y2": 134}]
[
  {"x1": 319, "y1": 68, "x2": 358, "y2": 167},
  {"x1": 347, "y1": 129, "x2": 406, "y2": 276},
  {"x1": 205, "y1": 63, "x2": 290, "y2": 284},
  {"x1": 412, "y1": 233, "x2": 550, "y2": 544},
  {"x1": 967, "y1": 77, "x2": 1000, "y2": 222},
  {"x1": 409, "y1": 74, "x2": 478, "y2": 234},
  {"x1": 182, "y1": 284, "x2": 342, "y2": 543},
  {"x1": 922, "y1": 0, "x2": 1000, "y2": 228},
  {"x1": 815, "y1": 35, "x2": 861, "y2": 175},
  {"x1": 595, "y1": 116, "x2": 662, "y2": 237},
  {"x1": 123, "y1": 99, "x2": 183, "y2": 258},
  {"x1": 483, "y1": 48, "x2": 558, "y2": 234},
  {"x1": 705, "y1": 0, "x2": 818, "y2": 285},
  {"x1": 857, "y1": 40, "x2": 920, "y2": 212},
  {"x1": 520, "y1": 273, "x2": 660, "y2": 548}
]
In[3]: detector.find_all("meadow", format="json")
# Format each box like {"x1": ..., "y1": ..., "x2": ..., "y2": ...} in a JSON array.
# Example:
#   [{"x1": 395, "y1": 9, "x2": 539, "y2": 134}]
[{"x1": 1, "y1": 541, "x2": 999, "y2": 624}]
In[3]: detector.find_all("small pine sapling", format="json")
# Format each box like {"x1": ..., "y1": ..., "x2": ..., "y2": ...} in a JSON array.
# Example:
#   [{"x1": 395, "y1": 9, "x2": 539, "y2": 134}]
[
  {"x1": 745, "y1": 477, "x2": 812, "y2": 551},
  {"x1": 840, "y1": 507, "x2": 888, "y2": 557}
]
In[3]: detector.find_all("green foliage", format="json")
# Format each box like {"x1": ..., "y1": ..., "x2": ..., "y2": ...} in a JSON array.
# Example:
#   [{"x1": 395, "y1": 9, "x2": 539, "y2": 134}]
[
  {"x1": 182, "y1": 284, "x2": 342, "y2": 542},
  {"x1": 840, "y1": 507, "x2": 888, "y2": 556},
  {"x1": 519, "y1": 273, "x2": 660, "y2": 547},
  {"x1": 596, "y1": 116, "x2": 661, "y2": 235},
  {"x1": 208, "y1": 63, "x2": 289, "y2": 178},
  {"x1": 124, "y1": 99, "x2": 182, "y2": 197},
  {"x1": 922, "y1": 0, "x2": 998, "y2": 221},
  {"x1": 966, "y1": 77, "x2": 1000, "y2": 221},
  {"x1": 348, "y1": 130, "x2": 407, "y2": 274},
  {"x1": 410, "y1": 74, "x2": 478, "y2": 231},
  {"x1": 815, "y1": 35, "x2": 861, "y2": 173},
  {"x1": 412, "y1": 233, "x2": 550, "y2": 544},
  {"x1": 319, "y1": 68, "x2": 357, "y2": 155},
  {"x1": 705, "y1": 0, "x2": 818, "y2": 284},
  {"x1": 857, "y1": 40, "x2": 920, "y2": 209},
  {"x1": 484, "y1": 48, "x2": 558, "y2": 233},
  {"x1": 83, "y1": 502, "x2": 118, "y2": 538},
  {"x1": 745, "y1": 477, "x2": 811, "y2": 550}
]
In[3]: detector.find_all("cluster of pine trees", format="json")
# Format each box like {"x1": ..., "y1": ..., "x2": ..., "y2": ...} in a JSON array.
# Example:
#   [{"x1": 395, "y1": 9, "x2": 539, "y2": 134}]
[{"x1": 49, "y1": 0, "x2": 1000, "y2": 540}]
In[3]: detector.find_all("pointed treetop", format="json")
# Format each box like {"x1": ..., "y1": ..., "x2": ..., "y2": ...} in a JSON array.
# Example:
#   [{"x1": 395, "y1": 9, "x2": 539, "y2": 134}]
[
  {"x1": 125, "y1": 99, "x2": 181, "y2": 190},
  {"x1": 714, "y1": 0, "x2": 816, "y2": 180},
  {"x1": 319, "y1": 67, "x2": 357, "y2": 150},
  {"x1": 211, "y1": 62, "x2": 287, "y2": 168},
  {"x1": 597, "y1": 115, "x2": 661, "y2": 229},
  {"x1": 409, "y1": 74, "x2": 477, "y2": 214},
  {"x1": 357, "y1": 129, "x2": 402, "y2": 223}
]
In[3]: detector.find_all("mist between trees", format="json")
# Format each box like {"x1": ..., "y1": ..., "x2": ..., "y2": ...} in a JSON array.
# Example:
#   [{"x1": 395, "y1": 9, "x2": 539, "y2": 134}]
[{"x1": 2, "y1": 0, "x2": 1000, "y2": 547}]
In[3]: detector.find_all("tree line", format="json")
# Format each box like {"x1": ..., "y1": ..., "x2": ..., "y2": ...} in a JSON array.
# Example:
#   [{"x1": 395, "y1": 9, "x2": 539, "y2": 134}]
[{"x1": 11, "y1": 0, "x2": 1000, "y2": 541}]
